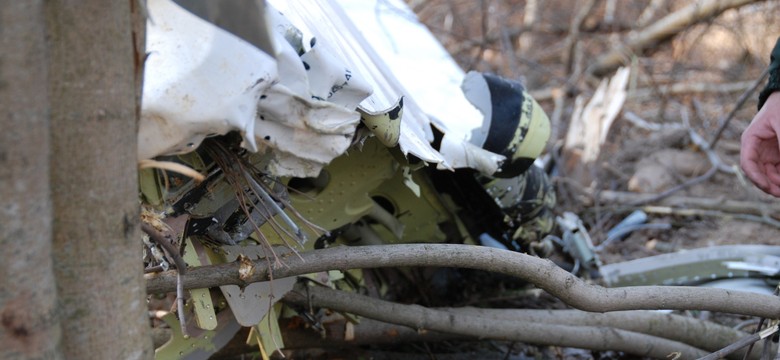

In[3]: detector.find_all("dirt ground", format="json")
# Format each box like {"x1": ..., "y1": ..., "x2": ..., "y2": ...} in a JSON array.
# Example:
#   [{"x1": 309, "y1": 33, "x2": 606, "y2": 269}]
[
  {"x1": 393, "y1": 1, "x2": 780, "y2": 358},
  {"x1": 412, "y1": 0, "x2": 780, "y2": 266}
]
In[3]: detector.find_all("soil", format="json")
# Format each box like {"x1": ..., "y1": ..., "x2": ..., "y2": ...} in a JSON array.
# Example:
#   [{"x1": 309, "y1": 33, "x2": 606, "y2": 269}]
[
  {"x1": 413, "y1": 0, "x2": 780, "y2": 265},
  {"x1": 404, "y1": 1, "x2": 780, "y2": 358}
]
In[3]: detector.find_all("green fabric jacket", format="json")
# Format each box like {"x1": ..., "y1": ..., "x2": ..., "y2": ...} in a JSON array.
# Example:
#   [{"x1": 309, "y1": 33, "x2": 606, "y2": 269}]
[{"x1": 759, "y1": 37, "x2": 780, "y2": 110}]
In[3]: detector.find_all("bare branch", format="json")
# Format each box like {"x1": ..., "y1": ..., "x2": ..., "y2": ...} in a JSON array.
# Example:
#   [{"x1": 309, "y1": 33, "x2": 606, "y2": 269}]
[
  {"x1": 593, "y1": 190, "x2": 780, "y2": 218},
  {"x1": 446, "y1": 308, "x2": 767, "y2": 360},
  {"x1": 698, "y1": 329, "x2": 775, "y2": 360},
  {"x1": 283, "y1": 283, "x2": 709, "y2": 359},
  {"x1": 587, "y1": 0, "x2": 768, "y2": 77},
  {"x1": 563, "y1": 0, "x2": 598, "y2": 75},
  {"x1": 516, "y1": 0, "x2": 537, "y2": 53},
  {"x1": 156, "y1": 297, "x2": 768, "y2": 359},
  {"x1": 175, "y1": 317, "x2": 464, "y2": 358},
  {"x1": 708, "y1": 66, "x2": 771, "y2": 149},
  {"x1": 636, "y1": 0, "x2": 666, "y2": 27},
  {"x1": 146, "y1": 244, "x2": 780, "y2": 318},
  {"x1": 531, "y1": 81, "x2": 754, "y2": 102},
  {"x1": 629, "y1": 81, "x2": 756, "y2": 99}
]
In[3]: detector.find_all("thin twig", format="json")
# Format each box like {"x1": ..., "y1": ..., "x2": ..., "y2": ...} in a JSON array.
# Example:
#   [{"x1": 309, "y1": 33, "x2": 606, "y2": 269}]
[
  {"x1": 141, "y1": 222, "x2": 188, "y2": 337},
  {"x1": 749, "y1": 317, "x2": 769, "y2": 360},
  {"x1": 709, "y1": 67, "x2": 771, "y2": 149},
  {"x1": 627, "y1": 104, "x2": 738, "y2": 206},
  {"x1": 593, "y1": 190, "x2": 780, "y2": 219},
  {"x1": 743, "y1": 287, "x2": 780, "y2": 360},
  {"x1": 532, "y1": 80, "x2": 754, "y2": 102},
  {"x1": 682, "y1": 105, "x2": 735, "y2": 174},
  {"x1": 760, "y1": 335, "x2": 773, "y2": 360},
  {"x1": 284, "y1": 283, "x2": 709, "y2": 359},
  {"x1": 141, "y1": 223, "x2": 186, "y2": 272},
  {"x1": 700, "y1": 333, "x2": 762, "y2": 360},
  {"x1": 452, "y1": 307, "x2": 764, "y2": 359},
  {"x1": 588, "y1": 0, "x2": 760, "y2": 76},
  {"x1": 629, "y1": 166, "x2": 717, "y2": 206},
  {"x1": 641, "y1": 206, "x2": 780, "y2": 229},
  {"x1": 562, "y1": 0, "x2": 597, "y2": 75},
  {"x1": 700, "y1": 325, "x2": 778, "y2": 360}
]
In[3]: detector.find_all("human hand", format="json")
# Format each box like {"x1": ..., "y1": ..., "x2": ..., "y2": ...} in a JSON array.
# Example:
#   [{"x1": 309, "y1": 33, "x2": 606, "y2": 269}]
[{"x1": 741, "y1": 91, "x2": 780, "y2": 196}]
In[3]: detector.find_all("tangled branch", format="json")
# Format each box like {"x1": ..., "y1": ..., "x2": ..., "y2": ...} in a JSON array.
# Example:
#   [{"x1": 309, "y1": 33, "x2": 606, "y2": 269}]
[
  {"x1": 145, "y1": 244, "x2": 780, "y2": 319},
  {"x1": 283, "y1": 283, "x2": 708, "y2": 359}
]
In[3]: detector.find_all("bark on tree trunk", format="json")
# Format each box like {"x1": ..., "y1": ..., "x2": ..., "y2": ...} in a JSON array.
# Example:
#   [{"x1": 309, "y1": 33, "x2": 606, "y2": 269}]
[
  {"x1": 46, "y1": 1, "x2": 152, "y2": 358},
  {"x1": 0, "y1": 2, "x2": 63, "y2": 359}
]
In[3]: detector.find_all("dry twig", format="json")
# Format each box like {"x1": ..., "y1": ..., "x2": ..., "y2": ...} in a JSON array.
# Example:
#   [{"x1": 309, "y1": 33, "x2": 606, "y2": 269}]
[
  {"x1": 587, "y1": 0, "x2": 767, "y2": 76},
  {"x1": 699, "y1": 324, "x2": 778, "y2": 360},
  {"x1": 141, "y1": 222, "x2": 188, "y2": 337},
  {"x1": 593, "y1": 190, "x2": 780, "y2": 220},
  {"x1": 708, "y1": 67, "x2": 771, "y2": 149}
]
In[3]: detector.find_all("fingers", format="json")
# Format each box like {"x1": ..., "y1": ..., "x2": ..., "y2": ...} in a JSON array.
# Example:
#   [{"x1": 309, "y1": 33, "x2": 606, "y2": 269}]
[
  {"x1": 740, "y1": 154, "x2": 763, "y2": 184},
  {"x1": 740, "y1": 135, "x2": 768, "y2": 190},
  {"x1": 764, "y1": 176, "x2": 780, "y2": 197},
  {"x1": 742, "y1": 150, "x2": 780, "y2": 197},
  {"x1": 763, "y1": 163, "x2": 780, "y2": 197},
  {"x1": 741, "y1": 112, "x2": 780, "y2": 197}
]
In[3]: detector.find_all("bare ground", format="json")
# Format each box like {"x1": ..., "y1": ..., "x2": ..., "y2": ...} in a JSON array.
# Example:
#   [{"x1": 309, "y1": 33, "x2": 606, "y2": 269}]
[{"x1": 413, "y1": 0, "x2": 780, "y2": 264}]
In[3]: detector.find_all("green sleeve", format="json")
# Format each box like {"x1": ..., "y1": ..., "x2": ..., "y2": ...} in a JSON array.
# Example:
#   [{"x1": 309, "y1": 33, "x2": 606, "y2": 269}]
[{"x1": 758, "y1": 37, "x2": 780, "y2": 110}]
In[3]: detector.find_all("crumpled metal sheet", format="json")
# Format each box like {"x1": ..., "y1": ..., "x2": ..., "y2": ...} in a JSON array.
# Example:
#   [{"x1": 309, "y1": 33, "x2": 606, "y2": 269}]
[
  {"x1": 268, "y1": 0, "x2": 449, "y2": 167},
  {"x1": 140, "y1": 0, "x2": 272, "y2": 160},
  {"x1": 141, "y1": 0, "x2": 373, "y2": 177},
  {"x1": 154, "y1": 310, "x2": 241, "y2": 360},
  {"x1": 334, "y1": 0, "x2": 509, "y2": 173},
  {"x1": 142, "y1": 0, "x2": 542, "y2": 178},
  {"x1": 600, "y1": 245, "x2": 780, "y2": 288}
]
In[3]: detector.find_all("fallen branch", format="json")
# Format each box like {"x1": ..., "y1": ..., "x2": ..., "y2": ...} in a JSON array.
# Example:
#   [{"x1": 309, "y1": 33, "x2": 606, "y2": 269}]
[
  {"x1": 283, "y1": 283, "x2": 709, "y2": 359},
  {"x1": 629, "y1": 81, "x2": 755, "y2": 100},
  {"x1": 623, "y1": 111, "x2": 686, "y2": 132},
  {"x1": 593, "y1": 190, "x2": 780, "y2": 219},
  {"x1": 587, "y1": 0, "x2": 767, "y2": 77},
  {"x1": 636, "y1": 0, "x2": 666, "y2": 27},
  {"x1": 145, "y1": 244, "x2": 780, "y2": 319},
  {"x1": 598, "y1": 191, "x2": 780, "y2": 228},
  {"x1": 642, "y1": 206, "x2": 780, "y2": 228},
  {"x1": 629, "y1": 166, "x2": 718, "y2": 206},
  {"x1": 562, "y1": 0, "x2": 597, "y2": 74},
  {"x1": 530, "y1": 81, "x2": 752, "y2": 102},
  {"x1": 447, "y1": 308, "x2": 766, "y2": 360},
  {"x1": 155, "y1": 299, "x2": 768, "y2": 359}
]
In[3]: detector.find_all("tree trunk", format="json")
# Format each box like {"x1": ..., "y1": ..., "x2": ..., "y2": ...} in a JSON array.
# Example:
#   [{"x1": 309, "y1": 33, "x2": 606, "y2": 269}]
[
  {"x1": 0, "y1": 2, "x2": 63, "y2": 359},
  {"x1": 46, "y1": 1, "x2": 152, "y2": 358}
]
